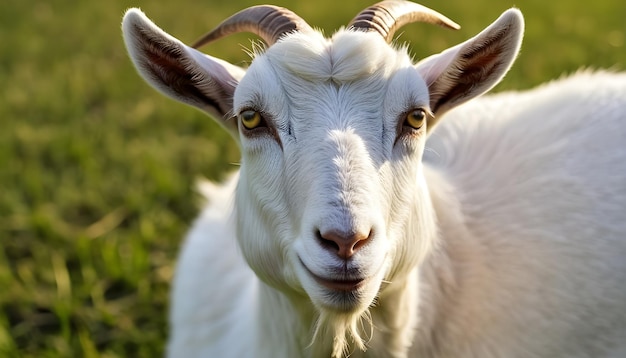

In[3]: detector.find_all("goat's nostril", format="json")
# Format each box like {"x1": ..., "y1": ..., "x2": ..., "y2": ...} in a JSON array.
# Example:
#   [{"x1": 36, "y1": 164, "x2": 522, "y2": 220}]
[
  {"x1": 316, "y1": 230, "x2": 341, "y2": 252},
  {"x1": 317, "y1": 229, "x2": 371, "y2": 259}
]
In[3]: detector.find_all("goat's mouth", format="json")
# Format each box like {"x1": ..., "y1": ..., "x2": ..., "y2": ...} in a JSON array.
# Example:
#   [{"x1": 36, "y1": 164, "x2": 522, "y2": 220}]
[
  {"x1": 298, "y1": 258, "x2": 368, "y2": 292},
  {"x1": 297, "y1": 256, "x2": 384, "y2": 312},
  {"x1": 312, "y1": 273, "x2": 367, "y2": 292}
]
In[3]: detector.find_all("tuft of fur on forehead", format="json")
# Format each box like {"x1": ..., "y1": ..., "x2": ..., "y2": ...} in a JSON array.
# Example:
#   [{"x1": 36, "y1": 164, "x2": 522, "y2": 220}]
[{"x1": 264, "y1": 29, "x2": 409, "y2": 84}]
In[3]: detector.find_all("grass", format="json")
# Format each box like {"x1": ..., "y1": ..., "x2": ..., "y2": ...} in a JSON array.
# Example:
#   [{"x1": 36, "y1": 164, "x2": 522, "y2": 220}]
[{"x1": 1, "y1": 0, "x2": 623, "y2": 356}]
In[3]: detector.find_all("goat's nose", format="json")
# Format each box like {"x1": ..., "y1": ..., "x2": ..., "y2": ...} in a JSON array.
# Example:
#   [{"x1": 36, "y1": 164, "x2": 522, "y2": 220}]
[{"x1": 317, "y1": 229, "x2": 371, "y2": 259}]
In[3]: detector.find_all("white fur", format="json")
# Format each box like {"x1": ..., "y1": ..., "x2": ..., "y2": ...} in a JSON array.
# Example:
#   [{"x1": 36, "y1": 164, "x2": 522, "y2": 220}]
[
  {"x1": 121, "y1": 6, "x2": 626, "y2": 358},
  {"x1": 168, "y1": 71, "x2": 626, "y2": 358}
]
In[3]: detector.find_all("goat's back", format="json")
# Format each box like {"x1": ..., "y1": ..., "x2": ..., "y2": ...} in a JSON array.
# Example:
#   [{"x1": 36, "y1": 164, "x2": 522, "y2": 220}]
[
  {"x1": 429, "y1": 71, "x2": 626, "y2": 229},
  {"x1": 419, "y1": 71, "x2": 626, "y2": 357}
]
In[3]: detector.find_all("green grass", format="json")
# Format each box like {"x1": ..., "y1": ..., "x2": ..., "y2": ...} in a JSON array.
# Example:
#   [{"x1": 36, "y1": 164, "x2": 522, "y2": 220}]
[{"x1": 1, "y1": 0, "x2": 624, "y2": 356}]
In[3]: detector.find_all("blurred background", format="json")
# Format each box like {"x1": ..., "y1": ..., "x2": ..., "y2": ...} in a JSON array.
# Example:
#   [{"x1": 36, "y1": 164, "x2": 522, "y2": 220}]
[{"x1": 1, "y1": 0, "x2": 624, "y2": 356}]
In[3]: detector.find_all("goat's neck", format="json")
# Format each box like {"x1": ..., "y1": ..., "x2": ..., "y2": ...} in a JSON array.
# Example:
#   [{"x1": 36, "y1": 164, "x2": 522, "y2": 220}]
[
  {"x1": 367, "y1": 270, "x2": 422, "y2": 357},
  {"x1": 255, "y1": 283, "x2": 319, "y2": 357},
  {"x1": 408, "y1": 166, "x2": 470, "y2": 353}
]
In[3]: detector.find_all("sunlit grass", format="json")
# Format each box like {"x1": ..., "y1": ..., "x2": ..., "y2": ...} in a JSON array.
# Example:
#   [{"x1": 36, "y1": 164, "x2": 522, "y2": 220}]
[{"x1": 1, "y1": 0, "x2": 624, "y2": 356}]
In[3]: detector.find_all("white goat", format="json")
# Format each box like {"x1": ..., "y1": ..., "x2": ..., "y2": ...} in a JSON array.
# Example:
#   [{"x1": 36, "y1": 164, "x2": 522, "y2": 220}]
[{"x1": 122, "y1": 2, "x2": 626, "y2": 357}]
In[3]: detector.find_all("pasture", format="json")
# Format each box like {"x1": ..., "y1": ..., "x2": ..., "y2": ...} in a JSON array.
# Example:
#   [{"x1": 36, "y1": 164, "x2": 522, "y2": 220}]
[{"x1": 1, "y1": 0, "x2": 624, "y2": 356}]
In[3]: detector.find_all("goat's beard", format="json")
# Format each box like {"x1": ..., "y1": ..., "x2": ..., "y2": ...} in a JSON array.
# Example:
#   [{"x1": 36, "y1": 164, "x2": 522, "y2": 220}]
[{"x1": 310, "y1": 308, "x2": 374, "y2": 358}]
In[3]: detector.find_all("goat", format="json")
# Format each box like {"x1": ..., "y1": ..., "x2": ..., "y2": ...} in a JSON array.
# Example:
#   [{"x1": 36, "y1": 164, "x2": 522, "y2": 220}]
[{"x1": 122, "y1": 1, "x2": 626, "y2": 357}]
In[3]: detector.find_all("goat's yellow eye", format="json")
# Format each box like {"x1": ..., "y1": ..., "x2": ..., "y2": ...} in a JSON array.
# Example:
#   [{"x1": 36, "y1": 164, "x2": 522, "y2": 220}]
[
  {"x1": 240, "y1": 110, "x2": 263, "y2": 130},
  {"x1": 405, "y1": 109, "x2": 426, "y2": 129}
]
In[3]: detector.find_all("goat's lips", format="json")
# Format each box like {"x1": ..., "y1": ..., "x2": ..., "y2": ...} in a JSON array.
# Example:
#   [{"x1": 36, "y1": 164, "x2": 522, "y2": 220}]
[
  {"x1": 299, "y1": 258, "x2": 367, "y2": 292},
  {"x1": 309, "y1": 270, "x2": 367, "y2": 291},
  {"x1": 313, "y1": 275, "x2": 366, "y2": 292}
]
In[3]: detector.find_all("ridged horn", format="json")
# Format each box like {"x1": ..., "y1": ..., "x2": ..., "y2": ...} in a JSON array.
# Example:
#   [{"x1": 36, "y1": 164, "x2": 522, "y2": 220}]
[
  {"x1": 348, "y1": 1, "x2": 460, "y2": 43},
  {"x1": 191, "y1": 5, "x2": 313, "y2": 48}
]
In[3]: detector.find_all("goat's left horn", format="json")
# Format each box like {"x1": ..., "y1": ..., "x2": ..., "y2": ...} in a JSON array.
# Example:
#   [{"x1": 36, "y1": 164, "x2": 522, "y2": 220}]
[
  {"x1": 191, "y1": 5, "x2": 313, "y2": 48},
  {"x1": 348, "y1": 1, "x2": 460, "y2": 43}
]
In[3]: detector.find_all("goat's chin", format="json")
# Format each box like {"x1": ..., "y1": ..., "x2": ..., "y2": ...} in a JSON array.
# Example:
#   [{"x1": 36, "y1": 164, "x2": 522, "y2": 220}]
[
  {"x1": 292, "y1": 254, "x2": 386, "y2": 356},
  {"x1": 309, "y1": 279, "x2": 380, "y2": 314}
]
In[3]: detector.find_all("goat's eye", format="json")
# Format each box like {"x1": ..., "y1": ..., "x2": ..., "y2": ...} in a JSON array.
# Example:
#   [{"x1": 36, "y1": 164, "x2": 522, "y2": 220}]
[
  {"x1": 239, "y1": 110, "x2": 263, "y2": 130},
  {"x1": 404, "y1": 109, "x2": 426, "y2": 129}
]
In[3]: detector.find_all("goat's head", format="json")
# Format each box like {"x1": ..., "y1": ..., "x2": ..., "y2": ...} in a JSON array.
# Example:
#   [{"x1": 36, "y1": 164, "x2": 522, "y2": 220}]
[{"x1": 123, "y1": 1, "x2": 523, "y2": 354}]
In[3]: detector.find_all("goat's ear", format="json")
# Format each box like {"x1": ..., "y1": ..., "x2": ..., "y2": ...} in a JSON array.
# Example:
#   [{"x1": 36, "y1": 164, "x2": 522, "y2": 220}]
[
  {"x1": 122, "y1": 8, "x2": 245, "y2": 134},
  {"x1": 416, "y1": 9, "x2": 523, "y2": 132}
]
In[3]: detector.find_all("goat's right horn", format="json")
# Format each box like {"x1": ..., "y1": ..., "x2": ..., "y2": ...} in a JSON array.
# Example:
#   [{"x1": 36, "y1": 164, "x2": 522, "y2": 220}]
[
  {"x1": 348, "y1": 1, "x2": 460, "y2": 43},
  {"x1": 191, "y1": 5, "x2": 313, "y2": 49}
]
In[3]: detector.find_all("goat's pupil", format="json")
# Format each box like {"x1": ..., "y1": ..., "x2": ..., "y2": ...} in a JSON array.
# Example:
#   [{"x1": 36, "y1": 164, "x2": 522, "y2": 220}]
[
  {"x1": 241, "y1": 110, "x2": 261, "y2": 129},
  {"x1": 406, "y1": 109, "x2": 425, "y2": 129}
]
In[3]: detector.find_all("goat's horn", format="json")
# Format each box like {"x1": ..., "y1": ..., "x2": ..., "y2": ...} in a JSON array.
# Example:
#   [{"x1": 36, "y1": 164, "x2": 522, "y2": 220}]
[
  {"x1": 348, "y1": 1, "x2": 460, "y2": 43},
  {"x1": 191, "y1": 5, "x2": 313, "y2": 48}
]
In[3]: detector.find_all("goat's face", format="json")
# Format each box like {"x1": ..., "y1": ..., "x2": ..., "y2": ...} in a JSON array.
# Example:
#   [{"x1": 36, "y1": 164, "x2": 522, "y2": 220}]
[
  {"x1": 122, "y1": 2, "x2": 523, "y2": 350},
  {"x1": 234, "y1": 31, "x2": 437, "y2": 313}
]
